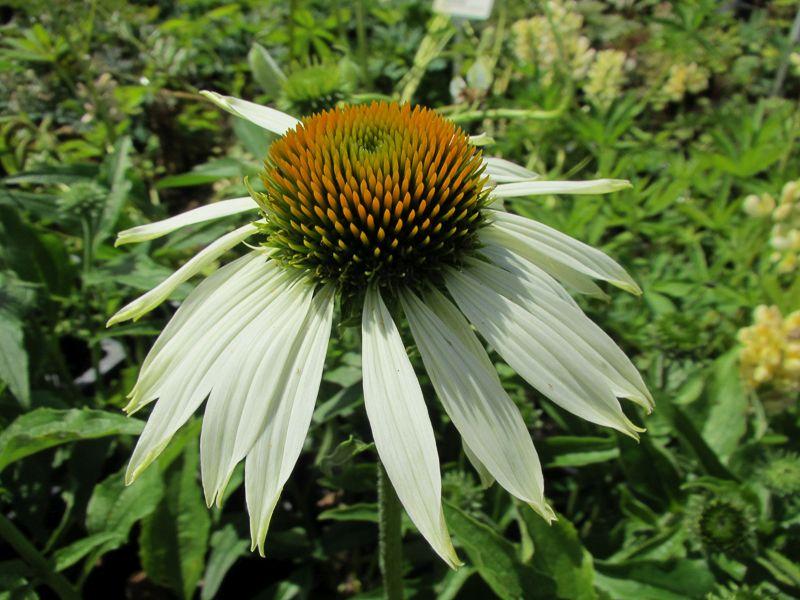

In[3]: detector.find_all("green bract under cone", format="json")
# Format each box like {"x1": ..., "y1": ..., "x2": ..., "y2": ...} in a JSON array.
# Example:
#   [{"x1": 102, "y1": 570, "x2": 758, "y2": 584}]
[{"x1": 254, "y1": 101, "x2": 491, "y2": 292}]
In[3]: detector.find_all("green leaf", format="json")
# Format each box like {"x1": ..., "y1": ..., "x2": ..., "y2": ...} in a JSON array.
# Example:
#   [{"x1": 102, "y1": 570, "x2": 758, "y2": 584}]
[
  {"x1": 139, "y1": 445, "x2": 211, "y2": 600},
  {"x1": 248, "y1": 42, "x2": 286, "y2": 95},
  {"x1": 617, "y1": 436, "x2": 682, "y2": 508},
  {"x1": 701, "y1": 350, "x2": 748, "y2": 461},
  {"x1": 52, "y1": 532, "x2": 119, "y2": 572},
  {"x1": 517, "y1": 507, "x2": 597, "y2": 600},
  {"x1": 0, "y1": 206, "x2": 73, "y2": 294},
  {"x1": 595, "y1": 559, "x2": 716, "y2": 599},
  {"x1": 201, "y1": 525, "x2": 248, "y2": 600},
  {"x1": 4, "y1": 164, "x2": 97, "y2": 185},
  {"x1": 538, "y1": 436, "x2": 619, "y2": 468},
  {"x1": 444, "y1": 503, "x2": 554, "y2": 600},
  {"x1": 94, "y1": 136, "x2": 132, "y2": 249},
  {"x1": 318, "y1": 435, "x2": 374, "y2": 477},
  {"x1": 318, "y1": 503, "x2": 378, "y2": 523},
  {"x1": 0, "y1": 408, "x2": 143, "y2": 473},
  {"x1": 757, "y1": 550, "x2": 800, "y2": 589},
  {"x1": 156, "y1": 158, "x2": 257, "y2": 189},
  {"x1": 233, "y1": 118, "x2": 274, "y2": 160},
  {"x1": 0, "y1": 314, "x2": 29, "y2": 407},
  {"x1": 85, "y1": 465, "x2": 164, "y2": 562},
  {"x1": 670, "y1": 405, "x2": 738, "y2": 481}
]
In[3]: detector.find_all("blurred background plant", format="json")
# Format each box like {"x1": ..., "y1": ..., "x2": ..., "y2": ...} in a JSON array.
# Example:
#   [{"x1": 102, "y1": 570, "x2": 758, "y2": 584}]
[{"x1": 1, "y1": 0, "x2": 799, "y2": 598}]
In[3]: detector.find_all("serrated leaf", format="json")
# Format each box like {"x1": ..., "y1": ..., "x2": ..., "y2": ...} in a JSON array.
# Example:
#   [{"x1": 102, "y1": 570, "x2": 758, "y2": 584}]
[
  {"x1": 0, "y1": 408, "x2": 143, "y2": 473},
  {"x1": 85, "y1": 466, "x2": 163, "y2": 563},
  {"x1": 139, "y1": 445, "x2": 210, "y2": 600}
]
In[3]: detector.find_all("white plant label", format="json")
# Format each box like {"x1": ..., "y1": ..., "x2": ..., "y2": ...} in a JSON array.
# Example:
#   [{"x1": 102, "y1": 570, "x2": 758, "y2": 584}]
[{"x1": 433, "y1": 0, "x2": 494, "y2": 20}]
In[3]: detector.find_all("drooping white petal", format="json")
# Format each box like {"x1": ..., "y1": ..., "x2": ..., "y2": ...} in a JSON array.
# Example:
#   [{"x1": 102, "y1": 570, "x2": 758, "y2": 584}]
[
  {"x1": 479, "y1": 243, "x2": 579, "y2": 309},
  {"x1": 125, "y1": 253, "x2": 278, "y2": 414},
  {"x1": 465, "y1": 257, "x2": 653, "y2": 412},
  {"x1": 108, "y1": 222, "x2": 262, "y2": 326},
  {"x1": 115, "y1": 197, "x2": 258, "y2": 246},
  {"x1": 462, "y1": 442, "x2": 494, "y2": 489},
  {"x1": 124, "y1": 256, "x2": 284, "y2": 483},
  {"x1": 200, "y1": 275, "x2": 314, "y2": 506},
  {"x1": 401, "y1": 288, "x2": 554, "y2": 520},
  {"x1": 483, "y1": 157, "x2": 540, "y2": 183},
  {"x1": 491, "y1": 178, "x2": 631, "y2": 198},
  {"x1": 362, "y1": 286, "x2": 460, "y2": 568},
  {"x1": 200, "y1": 90, "x2": 299, "y2": 135},
  {"x1": 483, "y1": 213, "x2": 641, "y2": 295},
  {"x1": 481, "y1": 224, "x2": 607, "y2": 297},
  {"x1": 245, "y1": 285, "x2": 335, "y2": 555},
  {"x1": 446, "y1": 268, "x2": 644, "y2": 438}
]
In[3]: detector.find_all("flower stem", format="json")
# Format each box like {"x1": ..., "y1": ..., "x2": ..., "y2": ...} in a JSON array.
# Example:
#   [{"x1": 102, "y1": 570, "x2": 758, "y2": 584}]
[
  {"x1": 378, "y1": 463, "x2": 403, "y2": 600},
  {"x1": 0, "y1": 514, "x2": 81, "y2": 600}
]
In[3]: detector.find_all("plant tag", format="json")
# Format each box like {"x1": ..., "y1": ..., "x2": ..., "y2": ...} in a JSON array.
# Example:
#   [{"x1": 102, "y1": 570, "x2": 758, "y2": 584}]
[{"x1": 433, "y1": 0, "x2": 494, "y2": 20}]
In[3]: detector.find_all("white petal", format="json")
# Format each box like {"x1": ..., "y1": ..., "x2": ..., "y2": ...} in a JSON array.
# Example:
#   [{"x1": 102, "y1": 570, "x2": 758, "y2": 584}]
[
  {"x1": 462, "y1": 442, "x2": 494, "y2": 489},
  {"x1": 483, "y1": 157, "x2": 540, "y2": 183},
  {"x1": 124, "y1": 257, "x2": 283, "y2": 483},
  {"x1": 245, "y1": 285, "x2": 335, "y2": 554},
  {"x1": 479, "y1": 243, "x2": 579, "y2": 309},
  {"x1": 481, "y1": 224, "x2": 607, "y2": 297},
  {"x1": 401, "y1": 288, "x2": 554, "y2": 520},
  {"x1": 107, "y1": 222, "x2": 261, "y2": 326},
  {"x1": 362, "y1": 286, "x2": 460, "y2": 568},
  {"x1": 446, "y1": 268, "x2": 643, "y2": 438},
  {"x1": 115, "y1": 197, "x2": 259, "y2": 246},
  {"x1": 200, "y1": 274, "x2": 314, "y2": 506},
  {"x1": 125, "y1": 254, "x2": 277, "y2": 414},
  {"x1": 491, "y1": 178, "x2": 631, "y2": 198},
  {"x1": 483, "y1": 213, "x2": 641, "y2": 295},
  {"x1": 465, "y1": 257, "x2": 653, "y2": 412},
  {"x1": 200, "y1": 90, "x2": 299, "y2": 135}
]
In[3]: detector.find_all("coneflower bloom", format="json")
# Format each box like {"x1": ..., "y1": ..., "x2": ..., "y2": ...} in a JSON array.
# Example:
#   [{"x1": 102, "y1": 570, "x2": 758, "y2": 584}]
[{"x1": 108, "y1": 92, "x2": 652, "y2": 566}]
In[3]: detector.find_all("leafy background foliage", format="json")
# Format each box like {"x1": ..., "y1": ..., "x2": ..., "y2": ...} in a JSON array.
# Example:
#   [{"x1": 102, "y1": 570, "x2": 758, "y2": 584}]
[{"x1": 1, "y1": 0, "x2": 799, "y2": 598}]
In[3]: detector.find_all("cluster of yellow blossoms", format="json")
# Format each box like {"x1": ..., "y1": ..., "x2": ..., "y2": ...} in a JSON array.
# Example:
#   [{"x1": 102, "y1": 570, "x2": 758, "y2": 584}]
[
  {"x1": 584, "y1": 50, "x2": 628, "y2": 110},
  {"x1": 743, "y1": 180, "x2": 800, "y2": 274},
  {"x1": 511, "y1": 0, "x2": 595, "y2": 86},
  {"x1": 738, "y1": 306, "x2": 800, "y2": 392},
  {"x1": 511, "y1": 1, "x2": 631, "y2": 109},
  {"x1": 654, "y1": 62, "x2": 709, "y2": 108}
]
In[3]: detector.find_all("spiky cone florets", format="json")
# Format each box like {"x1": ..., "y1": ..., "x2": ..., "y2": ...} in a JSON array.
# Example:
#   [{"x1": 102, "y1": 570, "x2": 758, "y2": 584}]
[
  {"x1": 688, "y1": 494, "x2": 756, "y2": 557},
  {"x1": 255, "y1": 101, "x2": 491, "y2": 294}
]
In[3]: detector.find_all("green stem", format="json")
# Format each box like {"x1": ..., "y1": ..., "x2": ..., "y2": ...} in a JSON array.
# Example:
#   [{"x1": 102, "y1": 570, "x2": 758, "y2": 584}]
[
  {"x1": 378, "y1": 463, "x2": 403, "y2": 600},
  {"x1": 0, "y1": 514, "x2": 81, "y2": 600},
  {"x1": 445, "y1": 106, "x2": 565, "y2": 124}
]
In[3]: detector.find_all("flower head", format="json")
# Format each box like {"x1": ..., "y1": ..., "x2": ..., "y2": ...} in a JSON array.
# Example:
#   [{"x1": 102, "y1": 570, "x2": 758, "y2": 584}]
[
  {"x1": 255, "y1": 102, "x2": 490, "y2": 292},
  {"x1": 108, "y1": 91, "x2": 651, "y2": 565}
]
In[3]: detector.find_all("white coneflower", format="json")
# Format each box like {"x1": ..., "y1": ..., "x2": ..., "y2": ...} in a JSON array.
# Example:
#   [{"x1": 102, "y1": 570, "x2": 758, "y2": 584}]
[{"x1": 108, "y1": 92, "x2": 652, "y2": 566}]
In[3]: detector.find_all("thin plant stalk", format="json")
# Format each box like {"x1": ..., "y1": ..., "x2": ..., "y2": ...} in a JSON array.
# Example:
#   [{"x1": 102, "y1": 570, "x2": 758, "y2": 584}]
[{"x1": 378, "y1": 463, "x2": 403, "y2": 600}]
